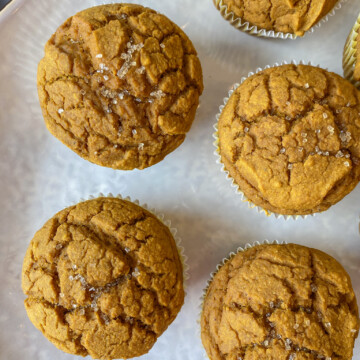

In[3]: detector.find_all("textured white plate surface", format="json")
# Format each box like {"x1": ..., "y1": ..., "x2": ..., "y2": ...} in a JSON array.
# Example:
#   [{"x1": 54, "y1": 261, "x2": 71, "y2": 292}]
[{"x1": 1, "y1": 0, "x2": 360, "y2": 359}]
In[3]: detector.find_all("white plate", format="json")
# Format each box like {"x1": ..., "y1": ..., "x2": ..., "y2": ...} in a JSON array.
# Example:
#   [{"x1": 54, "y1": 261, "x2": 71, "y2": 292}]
[{"x1": 1, "y1": 0, "x2": 360, "y2": 359}]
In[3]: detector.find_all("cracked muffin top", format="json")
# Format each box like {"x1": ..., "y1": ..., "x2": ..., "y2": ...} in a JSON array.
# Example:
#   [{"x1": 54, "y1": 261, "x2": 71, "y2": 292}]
[
  {"x1": 201, "y1": 243, "x2": 360, "y2": 360},
  {"x1": 37, "y1": 4, "x2": 203, "y2": 170},
  {"x1": 22, "y1": 197, "x2": 184, "y2": 359},
  {"x1": 218, "y1": 64, "x2": 360, "y2": 215},
  {"x1": 219, "y1": 0, "x2": 338, "y2": 36}
]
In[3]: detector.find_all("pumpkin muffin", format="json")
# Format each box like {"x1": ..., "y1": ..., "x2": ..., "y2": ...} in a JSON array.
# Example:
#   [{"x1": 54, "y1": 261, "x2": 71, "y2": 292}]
[
  {"x1": 201, "y1": 243, "x2": 360, "y2": 360},
  {"x1": 217, "y1": 64, "x2": 360, "y2": 216},
  {"x1": 37, "y1": 4, "x2": 203, "y2": 170},
  {"x1": 22, "y1": 197, "x2": 184, "y2": 359},
  {"x1": 214, "y1": 0, "x2": 339, "y2": 37},
  {"x1": 343, "y1": 13, "x2": 360, "y2": 87}
]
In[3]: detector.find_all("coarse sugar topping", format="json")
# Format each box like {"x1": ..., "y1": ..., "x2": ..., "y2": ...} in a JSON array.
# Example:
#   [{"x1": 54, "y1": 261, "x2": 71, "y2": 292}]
[
  {"x1": 22, "y1": 197, "x2": 184, "y2": 359},
  {"x1": 201, "y1": 243, "x2": 360, "y2": 360},
  {"x1": 37, "y1": 3, "x2": 203, "y2": 170},
  {"x1": 218, "y1": 64, "x2": 360, "y2": 215}
]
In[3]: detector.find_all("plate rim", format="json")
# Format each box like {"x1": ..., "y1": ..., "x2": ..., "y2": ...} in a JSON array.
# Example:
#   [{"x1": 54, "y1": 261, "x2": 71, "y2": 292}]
[{"x1": 0, "y1": 0, "x2": 26, "y2": 26}]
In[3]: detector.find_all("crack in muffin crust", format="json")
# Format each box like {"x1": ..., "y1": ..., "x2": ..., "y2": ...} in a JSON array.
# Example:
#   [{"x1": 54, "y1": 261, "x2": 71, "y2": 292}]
[
  {"x1": 218, "y1": 64, "x2": 360, "y2": 215},
  {"x1": 201, "y1": 244, "x2": 360, "y2": 360},
  {"x1": 37, "y1": 4, "x2": 203, "y2": 170},
  {"x1": 22, "y1": 197, "x2": 184, "y2": 359}
]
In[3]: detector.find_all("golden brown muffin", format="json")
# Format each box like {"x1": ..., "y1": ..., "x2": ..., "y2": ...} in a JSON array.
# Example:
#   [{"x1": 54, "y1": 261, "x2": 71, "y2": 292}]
[
  {"x1": 201, "y1": 243, "x2": 360, "y2": 360},
  {"x1": 37, "y1": 4, "x2": 203, "y2": 170},
  {"x1": 217, "y1": 0, "x2": 338, "y2": 36},
  {"x1": 218, "y1": 64, "x2": 360, "y2": 215},
  {"x1": 22, "y1": 197, "x2": 184, "y2": 359}
]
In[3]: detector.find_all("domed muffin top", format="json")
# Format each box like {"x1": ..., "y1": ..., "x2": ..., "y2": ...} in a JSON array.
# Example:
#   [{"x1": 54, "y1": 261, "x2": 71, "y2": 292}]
[
  {"x1": 201, "y1": 243, "x2": 359, "y2": 360},
  {"x1": 218, "y1": 64, "x2": 360, "y2": 215},
  {"x1": 220, "y1": 0, "x2": 338, "y2": 36},
  {"x1": 22, "y1": 197, "x2": 184, "y2": 359},
  {"x1": 37, "y1": 4, "x2": 203, "y2": 170}
]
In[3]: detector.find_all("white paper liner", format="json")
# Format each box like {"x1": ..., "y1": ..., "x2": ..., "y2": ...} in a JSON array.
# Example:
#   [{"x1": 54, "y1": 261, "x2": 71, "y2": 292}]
[
  {"x1": 214, "y1": 0, "x2": 346, "y2": 40},
  {"x1": 73, "y1": 193, "x2": 190, "y2": 287},
  {"x1": 213, "y1": 60, "x2": 318, "y2": 220},
  {"x1": 198, "y1": 239, "x2": 286, "y2": 359},
  {"x1": 343, "y1": 13, "x2": 360, "y2": 88}
]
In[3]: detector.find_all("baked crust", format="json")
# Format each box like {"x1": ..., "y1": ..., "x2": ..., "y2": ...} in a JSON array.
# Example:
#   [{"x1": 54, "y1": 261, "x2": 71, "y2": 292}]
[
  {"x1": 22, "y1": 197, "x2": 184, "y2": 359},
  {"x1": 218, "y1": 64, "x2": 360, "y2": 215},
  {"x1": 220, "y1": 0, "x2": 338, "y2": 36},
  {"x1": 37, "y1": 4, "x2": 203, "y2": 170},
  {"x1": 201, "y1": 243, "x2": 359, "y2": 360}
]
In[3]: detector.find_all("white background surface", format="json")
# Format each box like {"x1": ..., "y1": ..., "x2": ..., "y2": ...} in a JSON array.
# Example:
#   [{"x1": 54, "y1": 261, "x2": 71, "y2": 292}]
[{"x1": 1, "y1": 0, "x2": 360, "y2": 359}]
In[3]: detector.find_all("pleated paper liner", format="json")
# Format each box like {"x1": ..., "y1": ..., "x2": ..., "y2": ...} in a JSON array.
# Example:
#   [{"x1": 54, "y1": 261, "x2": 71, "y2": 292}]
[
  {"x1": 213, "y1": 60, "x2": 317, "y2": 220},
  {"x1": 198, "y1": 239, "x2": 286, "y2": 359},
  {"x1": 75, "y1": 193, "x2": 190, "y2": 287},
  {"x1": 214, "y1": 0, "x2": 346, "y2": 40},
  {"x1": 343, "y1": 13, "x2": 360, "y2": 88}
]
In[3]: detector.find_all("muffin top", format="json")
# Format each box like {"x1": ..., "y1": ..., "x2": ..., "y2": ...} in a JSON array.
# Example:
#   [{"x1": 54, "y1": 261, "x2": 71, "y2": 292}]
[
  {"x1": 201, "y1": 243, "x2": 359, "y2": 360},
  {"x1": 219, "y1": 0, "x2": 338, "y2": 36},
  {"x1": 218, "y1": 64, "x2": 360, "y2": 215},
  {"x1": 22, "y1": 197, "x2": 184, "y2": 359},
  {"x1": 37, "y1": 4, "x2": 203, "y2": 170}
]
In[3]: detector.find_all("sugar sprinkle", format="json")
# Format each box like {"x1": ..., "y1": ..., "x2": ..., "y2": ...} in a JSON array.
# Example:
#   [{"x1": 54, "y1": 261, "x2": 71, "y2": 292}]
[
  {"x1": 327, "y1": 125, "x2": 334, "y2": 135},
  {"x1": 150, "y1": 89, "x2": 166, "y2": 99},
  {"x1": 285, "y1": 338, "x2": 292, "y2": 351},
  {"x1": 117, "y1": 42, "x2": 144, "y2": 79},
  {"x1": 335, "y1": 150, "x2": 344, "y2": 158},
  {"x1": 132, "y1": 267, "x2": 140, "y2": 277},
  {"x1": 136, "y1": 66, "x2": 146, "y2": 75}
]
